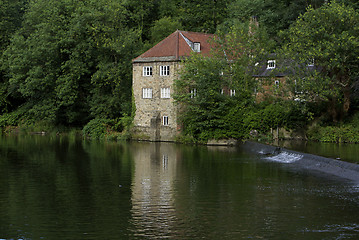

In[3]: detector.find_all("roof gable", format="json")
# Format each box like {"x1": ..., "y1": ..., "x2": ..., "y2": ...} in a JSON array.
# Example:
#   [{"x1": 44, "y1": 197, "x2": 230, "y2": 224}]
[{"x1": 133, "y1": 30, "x2": 214, "y2": 62}]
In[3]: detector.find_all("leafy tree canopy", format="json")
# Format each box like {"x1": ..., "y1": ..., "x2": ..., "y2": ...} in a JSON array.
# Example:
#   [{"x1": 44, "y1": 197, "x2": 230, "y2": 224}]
[
  {"x1": 149, "y1": 17, "x2": 182, "y2": 45},
  {"x1": 3, "y1": 0, "x2": 141, "y2": 126},
  {"x1": 223, "y1": 0, "x2": 326, "y2": 40},
  {"x1": 282, "y1": 1, "x2": 359, "y2": 120},
  {"x1": 174, "y1": 22, "x2": 273, "y2": 140}
]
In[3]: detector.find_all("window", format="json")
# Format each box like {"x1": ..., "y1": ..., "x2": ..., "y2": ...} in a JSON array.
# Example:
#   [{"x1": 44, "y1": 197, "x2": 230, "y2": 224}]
[
  {"x1": 143, "y1": 66, "x2": 152, "y2": 76},
  {"x1": 230, "y1": 89, "x2": 236, "y2": 97},
  {"x1": 274, "y1": 80, "x2": 280, "y2": 88},
  {"x1": 161, "y1": 88, "x2": 170, "y2": 98},
  {"x1": 267, "y1": 60, "x2": 276, "y2": 69},
  {"x1": 163, "y1": 116, "x2": 169, "y2": 126},
  {"x1": 308, "y1": 58, "x2": 315, "y2": 67},
  {"x1": 162, "y1": 154, "x2": 168, "y2": 169},
  {"x1": 220, "y1": 89, "x2": 224, "y2": 95},
  {"x1": 190, "y1": 88, "x2": 197, "y2": 98},
  {"x1": 160, "y1": 65, "x2": 170, "y2": 76},
  {"x1": 142, "y1": 88, "x2": 152, "y2": 98},
  {"x1": 193, "y1": 42, "x2": 201, "y2": 52}
]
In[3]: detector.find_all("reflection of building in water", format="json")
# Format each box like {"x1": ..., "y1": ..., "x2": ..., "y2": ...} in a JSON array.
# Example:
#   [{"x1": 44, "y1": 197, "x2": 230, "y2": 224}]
[{"x1": 129, "y1": 142, "x2": 179, "y2": 238}]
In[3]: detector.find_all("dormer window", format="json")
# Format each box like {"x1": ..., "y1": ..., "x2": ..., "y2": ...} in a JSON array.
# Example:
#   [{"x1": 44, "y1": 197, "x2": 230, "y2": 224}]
[
  {"x1": 308, "y1": 58, "x2": 314, "y2": 67},
  {"x1": 267, "y1": 60, "x2": 276, "y2": 69},
  {"x1": 193, "y1": 42, "x2": 201, "y2": 52}
]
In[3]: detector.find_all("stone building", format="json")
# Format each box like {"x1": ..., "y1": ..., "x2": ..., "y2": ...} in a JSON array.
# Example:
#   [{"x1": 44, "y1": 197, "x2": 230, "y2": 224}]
[
  {"x1": 132, "y1": 30, "x2": 213, "y2": 141},
  {"x1": 131, "y1": 30, "x2": 303, "y2": 142}
]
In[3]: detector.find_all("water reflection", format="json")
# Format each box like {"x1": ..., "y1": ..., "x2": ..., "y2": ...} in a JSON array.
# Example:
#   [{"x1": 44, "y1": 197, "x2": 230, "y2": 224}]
[
  {"x1": 0, "y1": 135, "x2": 134, "y2": 240},
  {"x1": 129, "y1": 143, "x2": 178, "y2": 238},
  {"x1": 0, "y1": 136, "x2": 359, "y2": 239}
]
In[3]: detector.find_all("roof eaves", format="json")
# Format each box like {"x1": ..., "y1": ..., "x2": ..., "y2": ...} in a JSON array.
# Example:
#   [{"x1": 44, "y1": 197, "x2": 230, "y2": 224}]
[{"x1": 132, "y1": 56, "x2": 180, "y2": 63}]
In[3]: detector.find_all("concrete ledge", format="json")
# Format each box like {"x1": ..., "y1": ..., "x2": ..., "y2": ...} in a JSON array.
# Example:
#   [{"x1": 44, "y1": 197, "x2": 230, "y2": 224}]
[
  {"x1": 241, "y1": 141, "x2": 359, "y2": 182},
  {"x1": 207, "y1": 139, "x2": 239, "y2": 146}
]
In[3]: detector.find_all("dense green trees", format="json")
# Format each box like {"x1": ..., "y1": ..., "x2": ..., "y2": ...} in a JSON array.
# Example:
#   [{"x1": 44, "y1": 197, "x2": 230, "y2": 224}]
[
  {"x1": 0, "y1": 0, "x2": 358, "y2": 141},
  {"x1": 149, "y1": 17, "x2": 182, "y2": 45},
  {"x1": 0, "y1": 0, "x2": 28, "y2": 114},
  {"x1": 174, "y1": 23, "x2": 276, "y2": 141},
  {"x1": 175, "y1": 1, "x2": 359, "y2": 141},
  {"x1": 282, "y1": 1, "x2": 359, "y2": 121},
  {"x1": 224, "y1": 0, "x2": 326, "y2": 39},
  {"x1": 0, "y1": 0, "x2": 27, "y2": 51},
  {"x1": 3, "y1": 0, "x2": 141, "y2": 126}
]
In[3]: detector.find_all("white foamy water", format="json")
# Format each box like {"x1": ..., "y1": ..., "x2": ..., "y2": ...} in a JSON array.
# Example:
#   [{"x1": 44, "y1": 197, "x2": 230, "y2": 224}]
[{"x1": 265, "y1": 151, "x2": 303, "y2": 163}]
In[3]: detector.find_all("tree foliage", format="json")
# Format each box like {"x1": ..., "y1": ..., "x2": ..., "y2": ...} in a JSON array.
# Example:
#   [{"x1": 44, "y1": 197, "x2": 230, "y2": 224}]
[
  {"x1": 282, "y1": 1, "x2": 359, "y2": 120},
  {"x1": 149, "y1": 17, "x2": 182, "y2": 45},
  {"x1": 224, "y1": 0, "x2": 326, "y2": 39},
  {"x1": 174, "y1": 22, "x2": 273, "y2": 141},
  {"x1": 0, "y1": 0, "x2": 358, "y2": 138},
  {"x1": 0, "y1": 0, "x2": 28, "y2": 114},
  {"x1": 3, "y1": 0, "x2": 141, "y2": 126}
]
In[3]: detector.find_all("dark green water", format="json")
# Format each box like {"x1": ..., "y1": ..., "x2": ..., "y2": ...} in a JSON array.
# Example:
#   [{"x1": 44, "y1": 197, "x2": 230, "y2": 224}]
[{"x1": 0, "y1": 135, "x2": 359, "y2": 239}]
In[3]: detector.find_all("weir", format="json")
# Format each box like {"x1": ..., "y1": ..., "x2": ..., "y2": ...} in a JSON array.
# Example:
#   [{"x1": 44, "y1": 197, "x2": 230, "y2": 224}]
[
  {"x1": 265, "y1": 151, "x2": 303, "y2": 163},
  {"x1": 242, "y1": 141, "x2": 359, "y2": 182}
]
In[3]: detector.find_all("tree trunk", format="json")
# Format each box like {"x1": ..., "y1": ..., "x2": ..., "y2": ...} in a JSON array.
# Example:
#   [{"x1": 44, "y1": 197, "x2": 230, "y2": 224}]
[
  {"x1": 328, "y1": 97, "x2": 338, "y2": 122},
  {"x1": 343, "y1": 85, "x2": 351, "y2": 115}
]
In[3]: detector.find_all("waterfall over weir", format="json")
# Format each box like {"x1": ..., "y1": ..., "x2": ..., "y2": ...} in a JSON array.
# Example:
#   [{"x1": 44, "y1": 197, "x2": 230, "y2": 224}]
[
  {"x1": 242, "y1": 141, "x2": 359, "y2": 182},
  {"x1": 265, "y1": 151, "x2": 303, "y2": 163}
]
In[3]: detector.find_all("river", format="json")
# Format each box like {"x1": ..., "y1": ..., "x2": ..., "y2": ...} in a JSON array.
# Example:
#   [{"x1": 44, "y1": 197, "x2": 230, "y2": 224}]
[{"x1": 0, "y1": 135, "x2": 359, "y2": 239}]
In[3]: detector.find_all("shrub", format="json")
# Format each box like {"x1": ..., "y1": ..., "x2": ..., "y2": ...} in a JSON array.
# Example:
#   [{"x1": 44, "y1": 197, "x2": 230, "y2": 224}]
[
  {"x1": 114, "y1": 114, "x2": 133, "y2": 132},
  {"x1": 0, "y1": 107, "x2": 28, "y2": 128},
  {"x1": 174, "y1": 134, "x2": 197, "y2": 144},
  {"x1": 82, "y1": 118, "x2": 111, "y2": 140},
  {"x1": 307, "y1": 125, "x2": 359, "y2": 143}
]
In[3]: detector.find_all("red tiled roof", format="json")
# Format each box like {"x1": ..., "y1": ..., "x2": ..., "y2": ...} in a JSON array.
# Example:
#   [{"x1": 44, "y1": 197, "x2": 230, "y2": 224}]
[{"x1": 133, "y1": 30, "x2": 214, "y2": 62}]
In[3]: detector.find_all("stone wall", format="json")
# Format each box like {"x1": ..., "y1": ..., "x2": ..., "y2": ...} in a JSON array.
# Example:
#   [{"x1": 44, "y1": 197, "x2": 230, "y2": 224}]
[{"x1": 132, "y1": 60, "x2": 181, "y2": 141}]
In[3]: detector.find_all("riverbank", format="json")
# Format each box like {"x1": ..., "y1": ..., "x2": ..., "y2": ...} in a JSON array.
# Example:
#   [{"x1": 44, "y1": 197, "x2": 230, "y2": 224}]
[{"x1": 242, "y1": 141, "x2": 359, "y2": 182}]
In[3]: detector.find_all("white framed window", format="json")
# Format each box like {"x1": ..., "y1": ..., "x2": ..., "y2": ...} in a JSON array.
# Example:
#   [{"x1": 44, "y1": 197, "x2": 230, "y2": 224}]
[
  {"x1": 193, "y1": 42, "x2": 201, "y2": 52},
  {"x1": 230, "y1": 89, "x2": 236, "y2": 97},
  {"x1": 142, "y1": 88, "x2": 152, "y2": 98},
  {"x1": 161, "y1": 88, "x2": 170, "y2": 98},
  {"x1": 143, "y1": 66, "x2": 152, "y2": 76},
  {"x1": 160, "y1": 65, "x2": 170, "y2": 76},
  {"x1": 308, "y1": 58, "x2": 315, "y2": 67},
  {"x1": 267, "y1": 60, "x2": 276, "y2": 69},
  {"x1": 190, "y1": 88, "x2": 197, "y2": 98},
  {"x1": 162, "y1": 154, "x2": 168, "y2": 169},
  {"x1": 163, "y1": 116, "x2": 169, "y2": 126}
]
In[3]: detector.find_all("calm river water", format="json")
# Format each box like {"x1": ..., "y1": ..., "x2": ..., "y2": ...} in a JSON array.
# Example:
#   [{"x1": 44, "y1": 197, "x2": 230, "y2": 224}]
[{"x1": 0, "y1": 135, "x2": 359, "y2": 239}]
